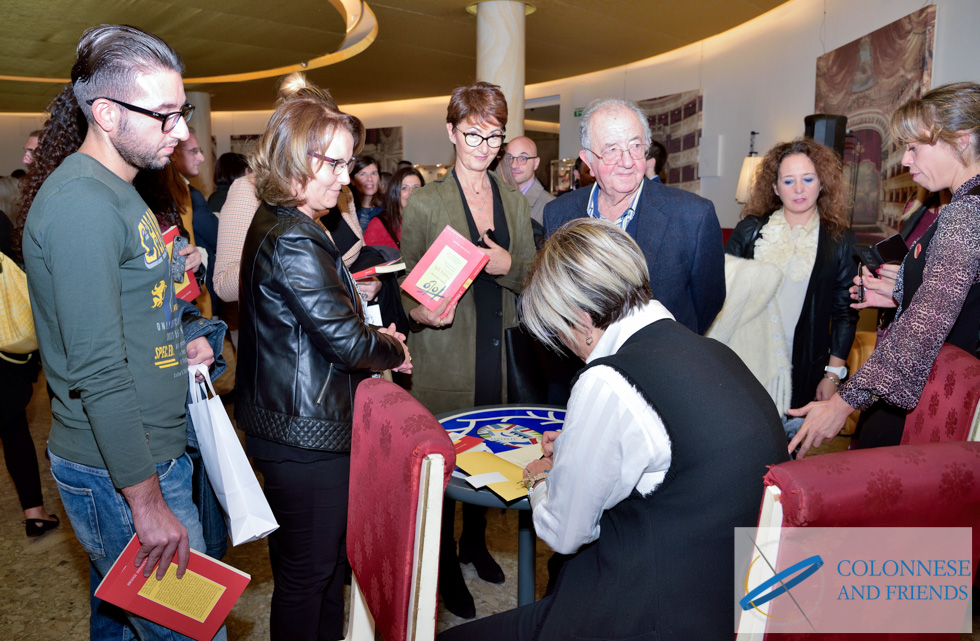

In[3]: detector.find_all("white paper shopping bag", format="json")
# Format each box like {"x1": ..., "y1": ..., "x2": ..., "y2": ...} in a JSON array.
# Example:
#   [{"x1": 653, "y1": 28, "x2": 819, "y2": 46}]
[{"x1": 188, "y1": 364, "x2": 278, "y2": 545}]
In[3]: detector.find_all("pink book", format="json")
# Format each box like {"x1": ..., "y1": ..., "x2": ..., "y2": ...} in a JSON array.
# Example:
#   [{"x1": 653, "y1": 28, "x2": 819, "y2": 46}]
[{"x1": 401, "y1": 225, "x2": 489, "y2": 313}]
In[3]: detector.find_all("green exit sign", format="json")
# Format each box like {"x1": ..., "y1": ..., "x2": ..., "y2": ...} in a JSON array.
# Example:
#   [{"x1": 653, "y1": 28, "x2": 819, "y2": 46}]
[{"x1": 573, "y1": 108, "x2": 583, "y2": 117}]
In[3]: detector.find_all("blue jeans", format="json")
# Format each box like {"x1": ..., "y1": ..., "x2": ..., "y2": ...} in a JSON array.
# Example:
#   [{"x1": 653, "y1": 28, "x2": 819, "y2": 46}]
[{"x1": 49, "y1": 450, "x2": 227, "y2": 641}]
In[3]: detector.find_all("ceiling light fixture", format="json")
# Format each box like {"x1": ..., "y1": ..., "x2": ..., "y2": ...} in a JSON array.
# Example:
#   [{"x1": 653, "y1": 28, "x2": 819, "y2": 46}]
[{"x1": 0, "y1": 0, "x2": 377, "y2": 85}]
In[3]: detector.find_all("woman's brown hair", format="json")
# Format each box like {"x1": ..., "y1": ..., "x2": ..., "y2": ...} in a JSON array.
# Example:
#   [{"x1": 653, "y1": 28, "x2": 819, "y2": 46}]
[
  {"x1": 250, "y1": 73, "x2": 365, "y2": 208},
  {"x1": 741, "y1": 137, "x2": 849, "y2": 238},
  {"x1": 446, "y1": 81, "x2": 508, "y2": 130}
]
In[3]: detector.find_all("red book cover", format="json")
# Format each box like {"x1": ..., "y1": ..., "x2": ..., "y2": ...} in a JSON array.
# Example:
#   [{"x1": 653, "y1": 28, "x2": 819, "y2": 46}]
[
  {"x1": 401, "y1": 225, "x2": 489, "y2": 312},
  {"x1": 350, "y1": 258, "x2": 406, "y2": 280},
  {"x1": 162, "y1": 225, "x2": 202, "y2": 302},
  {"x1": 94, "y1": 534, "x2": 250, "y2": 641}
]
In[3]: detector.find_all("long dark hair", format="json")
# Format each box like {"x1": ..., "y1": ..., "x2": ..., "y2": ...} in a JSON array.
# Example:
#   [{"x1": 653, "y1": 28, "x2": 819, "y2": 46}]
[
  {"x1": 13, "y1": 84, "x2": 88, "y2": 261},
  {"x1": 379, "y1": 166, "x2": 424, "y2": 245},
  {"x1": 349, "y1": 156, "x2": 382, "y2": 209}
]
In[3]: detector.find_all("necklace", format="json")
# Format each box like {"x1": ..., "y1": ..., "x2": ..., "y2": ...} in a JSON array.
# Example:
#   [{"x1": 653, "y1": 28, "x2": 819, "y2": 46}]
[{"x1": 463, "y1": 178, "x2": 490, "y2": 214}]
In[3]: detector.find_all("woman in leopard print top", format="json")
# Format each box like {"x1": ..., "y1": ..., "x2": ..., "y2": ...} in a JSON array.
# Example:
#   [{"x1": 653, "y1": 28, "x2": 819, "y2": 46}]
[{"x1": 788, "y1": 82, "x2": 980, "y2": 457}]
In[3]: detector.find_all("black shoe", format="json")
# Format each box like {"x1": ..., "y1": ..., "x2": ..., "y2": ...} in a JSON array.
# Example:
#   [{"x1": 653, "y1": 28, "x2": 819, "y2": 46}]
[
  {"x1": 439, "y1": 555, "x2": 476, "y2": 619},
  {"x1": 25, "y1": 514, "x2": 59, "y2": 538},
  {"x1": 458, "y1": 545, "x2": 505, "y2": 584},
  {"x1": 440, "y1": 583, "x2": 476, "y2": 619}
]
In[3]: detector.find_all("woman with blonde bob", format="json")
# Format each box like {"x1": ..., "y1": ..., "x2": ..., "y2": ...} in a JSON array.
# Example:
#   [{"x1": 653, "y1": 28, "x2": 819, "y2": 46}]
[
  {"x1": 237, "y1": 74, "x2": 411, "y2": 641},
  {"x1": 789, "y1": 82, "x2": 980, "y2": 456},
  {"x1": 440, "y1": 218, "x2": 787, "y2": 641}
]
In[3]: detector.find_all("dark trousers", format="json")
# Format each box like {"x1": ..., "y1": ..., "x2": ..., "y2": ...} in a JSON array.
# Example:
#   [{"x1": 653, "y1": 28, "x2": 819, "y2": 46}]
[
  {"x1": 437, "y1": 594, "x2": 552, "y2": 641},
  {"x1": 0, "y1": 363, "x2": 42, "y2": 510},
  {"x1": 255, "y1": 454, "x2": 350, "y2": 641}
]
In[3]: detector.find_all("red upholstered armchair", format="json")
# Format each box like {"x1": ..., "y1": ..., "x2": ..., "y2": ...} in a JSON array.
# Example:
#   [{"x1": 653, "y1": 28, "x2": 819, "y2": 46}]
[
  {"x1": 902, "y1": 343, "x2": 980, "y2": 444},
  {"x1": 736, "y1": 442, "x2": 980, "y2": 640},
  {"x1": 346, "y1": 378, "x2": 456, "y2": 641}
]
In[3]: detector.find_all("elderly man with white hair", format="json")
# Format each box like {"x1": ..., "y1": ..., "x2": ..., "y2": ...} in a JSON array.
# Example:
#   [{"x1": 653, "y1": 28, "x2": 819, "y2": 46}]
[{"x1": 544, "y1": 98, "x2": 725, "y2": 334}]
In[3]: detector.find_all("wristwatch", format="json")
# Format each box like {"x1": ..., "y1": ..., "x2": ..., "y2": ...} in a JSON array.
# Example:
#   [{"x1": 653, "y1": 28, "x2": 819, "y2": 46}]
[{"x1": 824, "y1": 365, "x2": 847, "y2": 380}]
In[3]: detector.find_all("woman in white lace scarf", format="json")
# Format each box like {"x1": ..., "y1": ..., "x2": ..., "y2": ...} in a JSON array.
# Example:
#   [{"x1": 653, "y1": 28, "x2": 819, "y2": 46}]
[{"x1": 723, "y1": 138, "x2": 858, "y2": 438}]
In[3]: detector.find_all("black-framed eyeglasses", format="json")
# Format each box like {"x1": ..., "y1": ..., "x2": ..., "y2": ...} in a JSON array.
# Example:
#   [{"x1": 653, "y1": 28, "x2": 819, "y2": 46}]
[
  {"x1": 455, "y1": 128, "x2": 505, "y2": 149},
  {"x1": 505, "y1": 154, "x2": 538, "y2": 166},
  {"x1": 310, "y1": 152, "x2": 355, "y2": 175},
  {"x1": 586, "y1": 141, "x2": 646, "y2": 166},
  {"x1": 86, "y1": 97, "x2": 194, "y2": 133}
]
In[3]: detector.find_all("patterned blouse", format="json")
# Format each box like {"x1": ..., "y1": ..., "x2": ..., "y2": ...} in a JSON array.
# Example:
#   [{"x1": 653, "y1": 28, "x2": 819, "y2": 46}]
[{"x1": 840, "y1": 173, "x2": 980, "y2": 411}]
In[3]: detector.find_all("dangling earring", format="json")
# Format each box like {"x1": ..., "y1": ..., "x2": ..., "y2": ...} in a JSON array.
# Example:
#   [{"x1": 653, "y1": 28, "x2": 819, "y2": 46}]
[{"x1": 585, "y1": 334, "x2": 593, "y2": 345}]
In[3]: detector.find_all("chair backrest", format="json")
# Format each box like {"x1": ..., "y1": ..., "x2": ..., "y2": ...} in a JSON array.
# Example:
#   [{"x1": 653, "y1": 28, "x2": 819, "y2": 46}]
[
  {"x1": 903, "y1": 343, "x2": 980, "y2": 444},
  {"x1": 737, "y1": 441, "x2": 980, "y2": 641},
  {"x1": 346, "y1": 378, "x2": 456, "y2": 641}
]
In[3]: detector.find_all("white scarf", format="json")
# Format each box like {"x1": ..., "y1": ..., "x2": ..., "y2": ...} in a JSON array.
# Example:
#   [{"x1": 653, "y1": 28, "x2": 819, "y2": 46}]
[{"x1": 753, "y1": 209, "x2": 819, "y2": 283}]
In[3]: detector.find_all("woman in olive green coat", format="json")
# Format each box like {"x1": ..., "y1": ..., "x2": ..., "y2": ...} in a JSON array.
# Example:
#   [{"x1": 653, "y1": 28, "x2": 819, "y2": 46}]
[{"x1": 400, "y1": 81, "x2": 535, "y2": 618}]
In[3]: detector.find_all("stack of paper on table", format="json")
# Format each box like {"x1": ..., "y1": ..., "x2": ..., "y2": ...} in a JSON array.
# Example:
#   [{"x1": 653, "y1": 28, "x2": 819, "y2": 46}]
[{"x1": 455, "y1": 443, "x2": 545, "y2": 502}]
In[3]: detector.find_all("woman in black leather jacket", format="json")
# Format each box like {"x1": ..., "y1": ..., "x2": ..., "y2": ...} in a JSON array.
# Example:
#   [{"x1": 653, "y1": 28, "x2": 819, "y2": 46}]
[
  {"x1": 725, "y1": 138, "x2": 858, "y2": 417},
  {"x1": 237, "y1": 73, "x2": 411, "y2": 641}
]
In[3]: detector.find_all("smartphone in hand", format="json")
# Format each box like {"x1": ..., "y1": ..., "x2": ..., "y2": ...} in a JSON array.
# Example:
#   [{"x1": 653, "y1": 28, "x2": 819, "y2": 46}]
[{"x1": 477, "y1": 228, "x2": 496, "y2": 249}]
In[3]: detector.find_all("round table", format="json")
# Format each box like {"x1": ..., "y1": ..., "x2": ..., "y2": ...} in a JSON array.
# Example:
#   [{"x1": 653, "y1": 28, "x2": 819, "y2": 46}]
[{"x1": 436, "y1": 404, "x2": 565, "y2": 606}]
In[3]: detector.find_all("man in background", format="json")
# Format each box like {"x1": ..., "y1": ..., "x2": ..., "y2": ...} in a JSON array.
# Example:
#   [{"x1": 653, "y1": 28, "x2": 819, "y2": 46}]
[
  {"x1": 646, "y1": 139, "x2": 668, "y2": 183},
  {"x1": 505, "y1": 136, "x2": 555, "y2": 226},
  {"x1": 172, "y1": 130, "x2": 219, "y2": 315},
  {"x1": 22, "y1": 129, "x2": 40, "y2": 166}
]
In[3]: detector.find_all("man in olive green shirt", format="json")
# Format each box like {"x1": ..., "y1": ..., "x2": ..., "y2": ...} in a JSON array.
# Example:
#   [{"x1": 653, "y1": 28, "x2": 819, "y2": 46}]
[{"x1": 23, "y1": 25, "x2": 217, "y2": 641}]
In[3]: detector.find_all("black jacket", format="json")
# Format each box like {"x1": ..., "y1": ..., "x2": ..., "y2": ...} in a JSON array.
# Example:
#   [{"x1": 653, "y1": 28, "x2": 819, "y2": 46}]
[
  {"x1": 725, "y1": 214, "x2": 859, "y2": 409},
  {"x1": 236, "y1": 203, "x2": 405, "y2": 452}
]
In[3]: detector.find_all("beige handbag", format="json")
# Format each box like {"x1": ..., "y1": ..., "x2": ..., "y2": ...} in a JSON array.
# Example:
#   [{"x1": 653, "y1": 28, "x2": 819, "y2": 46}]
[{"x1": 0, "y1": 252, "x2": 38, "y2": 357}]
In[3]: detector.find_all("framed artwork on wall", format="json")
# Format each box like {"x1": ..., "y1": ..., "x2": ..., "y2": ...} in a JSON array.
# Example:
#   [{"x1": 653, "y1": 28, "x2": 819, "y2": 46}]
[
  {"x1": 815, "y1": 6, "x2": 936, "y2": 235},
  {"x1": 637, "y1": 89, "x2": 703, "y2": 195}
]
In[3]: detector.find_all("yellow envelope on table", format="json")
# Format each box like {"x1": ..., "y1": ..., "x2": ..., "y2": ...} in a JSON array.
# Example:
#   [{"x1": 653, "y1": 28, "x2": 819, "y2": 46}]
[{"x1": 455, "y1": 451, "x2": 526, "y2": 502}]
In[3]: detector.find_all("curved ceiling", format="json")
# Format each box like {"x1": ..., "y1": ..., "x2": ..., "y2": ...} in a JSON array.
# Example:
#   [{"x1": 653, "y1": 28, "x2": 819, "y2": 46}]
[{"x1": 0, "y1": 0, "x2": 788, "y2": 113}]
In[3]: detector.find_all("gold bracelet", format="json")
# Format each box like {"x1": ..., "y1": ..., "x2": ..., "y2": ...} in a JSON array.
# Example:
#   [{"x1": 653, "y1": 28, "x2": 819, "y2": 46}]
[{"x1": 521, "y1": 471, "x2": 549, "y2": 489}]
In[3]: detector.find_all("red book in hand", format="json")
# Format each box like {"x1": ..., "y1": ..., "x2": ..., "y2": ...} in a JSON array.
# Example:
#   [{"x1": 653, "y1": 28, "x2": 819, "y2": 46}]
[
  {"x1": 94, "y1": 534, "x2": 250, "y2": 641},
  {"x1": 401, "y1": 225, "x2": 489, "y2": 312},
  {"x1": 162, "y1": 226, "x2": 202, "y2": 302}
]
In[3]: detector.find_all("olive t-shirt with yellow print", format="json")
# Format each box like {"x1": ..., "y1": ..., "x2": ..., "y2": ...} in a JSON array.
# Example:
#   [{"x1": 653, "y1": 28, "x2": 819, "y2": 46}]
[{"x1": 24, "y1": 153, "x2": 188, "y2": 489}]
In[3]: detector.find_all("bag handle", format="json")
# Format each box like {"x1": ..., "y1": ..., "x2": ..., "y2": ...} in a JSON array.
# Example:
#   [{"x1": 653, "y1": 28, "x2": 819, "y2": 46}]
[{"x1": 188, "y1": 363, "x2": 216, "y2": 403}]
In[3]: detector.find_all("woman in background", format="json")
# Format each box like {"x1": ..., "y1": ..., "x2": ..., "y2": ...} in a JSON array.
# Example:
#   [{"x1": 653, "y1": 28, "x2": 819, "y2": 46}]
[
  {"x1": 350, "y1": 155, "x2": 383, "y2": 230},
  {"x1": 400, "y1": 81, "x2": 535, "y2": 619},
  {"x1": 237, "y1": 73, "x2": 411, "y2": 640},
  {"x1": 725, "y1": 138, "x2": 858, "y2": 432},
  {"x1": 790, "y1": 82, "x2": 980, "y2": 455},
  {"x1": 207, "y1": 152, "x2": 249, "y2": 213},
  {"x1": 364, "y1": 165, "x2": 424, "y2": 249}
]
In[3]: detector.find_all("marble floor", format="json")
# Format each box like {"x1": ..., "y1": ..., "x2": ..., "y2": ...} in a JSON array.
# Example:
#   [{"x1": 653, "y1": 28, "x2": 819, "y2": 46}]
[
  {"x1": 0, "y1": 375, "x2": 551, "y2": 639},
  {"x1": 1, "y1": 375, "x2": 976, "y2": 639}
]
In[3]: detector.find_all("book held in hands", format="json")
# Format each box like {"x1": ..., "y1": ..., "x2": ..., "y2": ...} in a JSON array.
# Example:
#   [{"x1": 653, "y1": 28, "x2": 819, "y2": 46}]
[
  {"x1": 401, "y1": 225, "x2": 489, "y2": 312},
  {"x1": 94, "y1": 534, "x2": 250, "y2": 641}
]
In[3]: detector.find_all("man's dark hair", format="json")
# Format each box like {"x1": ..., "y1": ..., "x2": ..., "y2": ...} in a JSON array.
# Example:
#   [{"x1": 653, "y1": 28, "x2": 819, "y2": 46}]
[
  {"x1": 647, "y1": 140, "x2": 668, "y2": 173},
  {"x1": 72, "y1": 25, "x2": 184, "y2": 124}
]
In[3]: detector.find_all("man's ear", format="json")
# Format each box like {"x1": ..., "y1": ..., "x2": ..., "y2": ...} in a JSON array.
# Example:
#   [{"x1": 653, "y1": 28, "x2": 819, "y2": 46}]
[
  {"x1": 532, "y1": 157, "x2": 541, "y2": 172},
  {"x1": 579, "y1": 149, "x2": 592, "y2": 173},
  {"x1": 89, "y1": 99, "x2": 120, "y2": 134}
]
